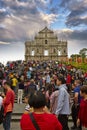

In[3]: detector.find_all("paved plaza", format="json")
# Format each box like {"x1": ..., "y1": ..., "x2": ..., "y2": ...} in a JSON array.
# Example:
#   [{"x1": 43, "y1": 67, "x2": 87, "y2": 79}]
[
  {"x1": 0, "y1": 122, "x2": 20, "y2": 130},
  {"x1": 0, "y1": 120, "x2": 73, "y2": 130},
  {"x1": 0, "y1": 122, "x2": 74, "y2": 130}
]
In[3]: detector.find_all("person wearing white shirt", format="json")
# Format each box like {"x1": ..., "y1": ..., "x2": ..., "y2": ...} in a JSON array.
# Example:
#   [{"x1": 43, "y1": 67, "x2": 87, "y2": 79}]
[{"x1": 0, "y1": 93, "x2": 3, "y2": 110}]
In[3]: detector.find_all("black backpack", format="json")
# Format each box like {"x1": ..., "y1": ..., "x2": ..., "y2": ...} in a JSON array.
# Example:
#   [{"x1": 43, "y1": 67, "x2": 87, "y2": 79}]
[{"x1": 0, "y1": 105, "x2": 4, "y2": 124}]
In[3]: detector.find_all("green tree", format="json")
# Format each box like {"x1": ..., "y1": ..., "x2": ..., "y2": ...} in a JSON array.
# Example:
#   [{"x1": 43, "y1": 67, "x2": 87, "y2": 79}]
[
  {"x1": 79, "y1": 48, "x2": 87, "y2": 62},
  {"x1": 70, "y1": 54, "x2": 80, "y2": 62}
]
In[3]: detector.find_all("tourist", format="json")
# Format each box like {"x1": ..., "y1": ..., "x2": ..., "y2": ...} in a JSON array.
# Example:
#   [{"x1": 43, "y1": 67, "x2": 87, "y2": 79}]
[
  {"x1": 55, "y1": 75, "x2": 70, "y2": 130},
  {"x1": 24, "y1": 94, "x2": 33, "y2": 113},
  {"x1": 0, "y1": 92, "x2": 4, "y2": 124},
  {"x1": 11, "y1": 75, "x2": 18, "y2": 93},
  {"x1": 71, "y1": 79, "x2": 82, "y2": 130},
  {"x1": 24, "y1": 80, "x2": 30, "y2": 96},
  {"x1": 77, "y1": 85, "x2": 87, "y2": 130},
  {"x1": 45, "y1": 84, "x2": 54, "y2": 108},
  {"x1": 3, "y1": 81, "x2": 15, "y2": 130},
  {"x1": 17, "y1": 80, "x2": 24, "y2": 104},
  {"x1": 66, "y1": 72, "x2": 72, "y2": 92},
  {"x1": 50, "y1": 88, "x2": 59, "y2": 114},
  {"x1": 28, "y1": 79, "x2": 37, "y2": 93},
  {"x1": 24, "y1": 94, "x2": 30, "y2": 113},
  {"x1": 20, "y1": 91, "x2": 62, "y2": 130},
  {"x1": 0, "y1": 67, "x2": 4, "y2": 80},
  {"x1": 0, "y1": 92, "x2": 3, "y2": 110}
]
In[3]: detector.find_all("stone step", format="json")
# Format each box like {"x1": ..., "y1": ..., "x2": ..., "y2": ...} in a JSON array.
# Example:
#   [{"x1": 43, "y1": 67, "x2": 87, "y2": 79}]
[
  {"x1": 12, "y1": 114, "x2": 22, "y2": 122},
  {"x1": 68, "y1": 115, "x2": 73, "y2": 122},
  {"x1": 11, "y1": 114, "x2": 72, "y2": 121},
  {"x1": 14, "y1": 98, "x2": 25, "y2": 103},
  {"x1": 11, "y1": 113, "x2": 73, "y2": 122},
  {"x1": 11, "y1": 115, "x2": 72, "y2": 122},
  {"x1": 0, "y1": 120, "x2": 73, "y2": 130},
  {"x1": 12, "y1": 103, "x2": 73, "y2": 122},
  {"x1": 11, "y1": 103, "x2": 25, "y2": 122},
  {"x1": 13, "y1": 103, "x2": 25, "y2": 113}
]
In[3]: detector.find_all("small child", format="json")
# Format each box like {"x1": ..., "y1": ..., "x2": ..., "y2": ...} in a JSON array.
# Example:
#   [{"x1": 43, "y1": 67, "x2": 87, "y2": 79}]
[{"x1": 24, "y1": 94, "x2": 33, "y2": 113}]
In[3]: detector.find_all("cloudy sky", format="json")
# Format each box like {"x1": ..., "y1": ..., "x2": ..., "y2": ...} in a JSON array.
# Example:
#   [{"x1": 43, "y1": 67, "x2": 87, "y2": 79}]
[{"x1": 0, "y1": 0, "x2": 87, "y2": 64}]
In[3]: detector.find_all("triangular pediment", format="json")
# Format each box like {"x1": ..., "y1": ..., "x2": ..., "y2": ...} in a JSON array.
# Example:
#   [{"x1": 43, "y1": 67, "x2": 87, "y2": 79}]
[{"x1": 39, "y1": 27, "x2": 53, "y2": 33}]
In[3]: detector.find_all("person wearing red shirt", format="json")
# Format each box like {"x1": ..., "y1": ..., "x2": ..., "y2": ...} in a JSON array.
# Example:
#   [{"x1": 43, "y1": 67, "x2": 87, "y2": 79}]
[
  {"x1": 77, "y1": 85, "x2": 87, "y2": 130},
  {"x1": 20, "y1": 91, "x2": 62, "y2": 130},
  {"x1": 66, "y1": 73, "x2": 72, "y2": 92},
  {"x1": 3, "y1": 81, "x2": 15, "y2": 130}
]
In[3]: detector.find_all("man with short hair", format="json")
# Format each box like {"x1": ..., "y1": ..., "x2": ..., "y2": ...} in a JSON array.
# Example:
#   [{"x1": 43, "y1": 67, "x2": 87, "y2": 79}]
[
  {"x1": 3, "y1": 81, "x2": 15, "y2": 130},
  {"x1": 71, "y1": 79, "x2": 82, "y2": 130},
  {"x1": 55, "y1": 76, "x2": 70, "y2": 130}
]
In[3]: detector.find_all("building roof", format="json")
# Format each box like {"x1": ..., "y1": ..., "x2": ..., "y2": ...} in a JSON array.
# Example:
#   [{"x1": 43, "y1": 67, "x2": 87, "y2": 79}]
[{"x1": 39, "y1": 27, "x2": 53, "y2": 33}]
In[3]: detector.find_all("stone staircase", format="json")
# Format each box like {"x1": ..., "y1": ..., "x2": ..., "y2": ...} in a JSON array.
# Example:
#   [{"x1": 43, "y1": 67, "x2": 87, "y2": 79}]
[
  {"x1": 12, "y1": 88, "x2": 73, "y2": 122},
  {"x1": 12, "y1": 103, "x2": 73, "y2": 122},
  {"x1": 12, "y1": 103, "x2": 25, "y2": 122}
]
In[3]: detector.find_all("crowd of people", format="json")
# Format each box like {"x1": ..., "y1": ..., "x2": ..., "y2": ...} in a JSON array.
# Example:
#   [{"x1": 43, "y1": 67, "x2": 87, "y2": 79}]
[{"x1": 0, "y1": 60, "x2": 87, "y2": 130}]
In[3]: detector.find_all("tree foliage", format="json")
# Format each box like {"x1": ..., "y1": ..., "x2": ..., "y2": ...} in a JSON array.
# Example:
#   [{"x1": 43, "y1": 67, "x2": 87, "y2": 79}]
[{"x1": 79, "y1": 48, "x2": 87, "y2": 57}]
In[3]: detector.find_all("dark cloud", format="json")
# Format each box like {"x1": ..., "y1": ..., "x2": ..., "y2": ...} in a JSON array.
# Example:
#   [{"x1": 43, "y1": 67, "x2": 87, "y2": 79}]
[
  {"x1": 60, "y1": 0, "x2": 87, "y2": 27},
  {"x1": 0, "y1": 0, "x2": 59, "y2": 45},
  {"x1": 68, "y1": 7, "x2": 87, "y2": 17},
  {"x1": 0, "y1": 0, "x2": 38, "y2": 18},
  {"x1": 68, "y1": 29, "x2": 87, "y2": 40},
  {"x1": 0, "y1": 8, "x2": 11, "y2": 19},
  {"x1": 17, "y1": 0, "x2": 28, "y2": 2},
  {"x1": 12, "y1": 5, "x2": 38, "y2": 15},
  {"x1": 0, "y1": 10, "x2": 7, "y2": 18},
  {"x1": 66, "y1": 16, "x2": 87, "y2": 26},
  {"x1": 0, "y1": 0, "x2": 45, "y2": 43},
  {"x1": 66, "y1": 5, "x2": 87, "y2": 26},
  {"x1": 56, "y1": 29, "x2": 87, "y2": 41}
]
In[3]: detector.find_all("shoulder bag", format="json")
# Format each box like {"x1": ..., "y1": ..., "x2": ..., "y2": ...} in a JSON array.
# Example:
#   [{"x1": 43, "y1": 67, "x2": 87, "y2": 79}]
[{"x1": 29, "y1": 113, "x2": 40, "y2": 130}]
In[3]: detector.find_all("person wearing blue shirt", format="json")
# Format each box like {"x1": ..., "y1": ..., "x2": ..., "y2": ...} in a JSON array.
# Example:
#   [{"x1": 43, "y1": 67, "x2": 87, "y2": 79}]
[{"x1": 71, "y1": 79, "x2": 82, "y2": 130}]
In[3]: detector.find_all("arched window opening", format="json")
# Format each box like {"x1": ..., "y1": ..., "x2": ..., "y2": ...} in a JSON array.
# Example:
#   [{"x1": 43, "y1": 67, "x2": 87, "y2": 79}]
[
  {"x1": 58, "y1": 50, "x2": 61, "y2": 56},
  {"x1": 45, "y1": 40, "x2": 47, "y2": 44},
  {"x1": 31, "y1": 50, "x2": 35, "y2": 56},
  {"x1": 54, "y1": 48, "x2": 56, "y2": 53},
  {"x1": 37, "y1": 49, "x2": 39, "y2": 53},
  {"x1": 44, "y1": 50, "x2": 48, "y2": 56}
]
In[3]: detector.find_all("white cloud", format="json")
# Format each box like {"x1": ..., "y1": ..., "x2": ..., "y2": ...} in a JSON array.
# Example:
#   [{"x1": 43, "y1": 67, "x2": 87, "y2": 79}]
[
  {"x1": 40, "y1": 0, "x2": 49, "y2": 4},
  {"x1": 0, "y1": 24, "x2": 6, "y2": 28},
  {"x1": 0, "y1": 41, "x2": 10, "y2": 44},
  {"x1": 84, "y1": 0, "x2": 87, "y2": 5},
  {"x1": 15, "y1": 0, "x2": 29, "y2": 7},
  {"x1": 0, "y1": 8, "x2": 6, "y2": 13},
  {"x1": 61, "y1": 28, "x2": 73, "y2": 33},
  {"x1": 81, "y1": 15, "x2": 87, "y2": 19},
  {"x1": 40, "y1": 12, "x2": 58, "y2": 25}
]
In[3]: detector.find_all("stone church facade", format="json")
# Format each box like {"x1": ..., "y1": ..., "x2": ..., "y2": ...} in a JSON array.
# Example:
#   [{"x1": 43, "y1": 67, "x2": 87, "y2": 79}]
[{"x1": 25, "y1": 27, "x2": 68, "y2": 61}]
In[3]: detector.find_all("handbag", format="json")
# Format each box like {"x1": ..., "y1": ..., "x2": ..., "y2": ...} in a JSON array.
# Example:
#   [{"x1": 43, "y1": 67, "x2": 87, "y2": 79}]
[{"x1": 29, "y1": 113, "x2": 40, "y2": 130}]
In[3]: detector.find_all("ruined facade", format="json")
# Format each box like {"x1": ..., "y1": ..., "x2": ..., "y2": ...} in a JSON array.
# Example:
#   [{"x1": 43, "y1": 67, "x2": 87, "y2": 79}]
[{"x1": 25, "y1": 27, "x2": 68, "y2": 61}]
